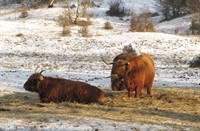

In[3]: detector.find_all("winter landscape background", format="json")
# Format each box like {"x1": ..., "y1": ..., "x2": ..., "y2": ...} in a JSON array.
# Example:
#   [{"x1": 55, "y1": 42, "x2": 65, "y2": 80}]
[{"x1": 0, "y1": 0, "x2": 200, "y2": 130}]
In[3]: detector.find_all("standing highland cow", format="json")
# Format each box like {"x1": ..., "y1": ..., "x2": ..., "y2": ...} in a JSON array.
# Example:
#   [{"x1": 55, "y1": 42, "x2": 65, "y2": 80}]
[
  {"x1": 111, "y1": 52, "x2": 137, "y2": 91},
  {"x1": 24, "y1": 71, "x2": 104, "y2": 104},
  {"x1": 102, "y1": 44, "x2": 137, "y2": 91},
  {"x1": 124, "y1": 54, "x2": 155, "y2": 97}
]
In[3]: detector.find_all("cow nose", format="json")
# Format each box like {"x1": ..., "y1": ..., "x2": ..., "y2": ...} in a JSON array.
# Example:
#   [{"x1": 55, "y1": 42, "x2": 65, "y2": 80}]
[{"x1": 23, "y1": 84, "x2": 29, "y2": 90}]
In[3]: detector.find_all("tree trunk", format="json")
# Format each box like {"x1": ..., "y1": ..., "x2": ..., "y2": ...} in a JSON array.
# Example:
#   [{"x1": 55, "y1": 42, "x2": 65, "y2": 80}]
[{"x1": 75, "y1": 0, "x2": 81, "y2": 24}]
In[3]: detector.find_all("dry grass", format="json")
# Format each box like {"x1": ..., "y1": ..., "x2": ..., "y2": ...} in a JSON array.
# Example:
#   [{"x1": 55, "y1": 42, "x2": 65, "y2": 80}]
[
  {"x1": 104, "y1": 21, "x2": 114, "y2": 30},
  {"x1": 0, "y1": 87, "x2": 200, "y2": 129},
  {"x1": 79, "y1": 26, "x2": 91, "y2": 37}
]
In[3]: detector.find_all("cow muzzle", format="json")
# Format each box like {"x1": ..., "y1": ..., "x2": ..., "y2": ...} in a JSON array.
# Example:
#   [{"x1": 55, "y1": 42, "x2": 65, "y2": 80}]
[{"x1": 111, "y1": 74, "x2": 124, "y2": 80}]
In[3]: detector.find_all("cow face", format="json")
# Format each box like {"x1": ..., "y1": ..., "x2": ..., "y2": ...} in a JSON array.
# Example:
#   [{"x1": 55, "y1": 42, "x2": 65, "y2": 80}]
[
  {"x1": 111, "y1": 60, "x2": 129, "y2": 90},
  {"x1": 24, "y1": 73, "x2": 44, "y2": 92}
]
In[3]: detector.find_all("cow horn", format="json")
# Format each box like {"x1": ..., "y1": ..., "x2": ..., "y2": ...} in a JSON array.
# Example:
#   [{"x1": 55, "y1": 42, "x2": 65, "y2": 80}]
[
  {"x1": 35, "y1": 66, "x2": 40, "y2": 73},
  {"x1": 101, "y1": 57, "x2": 114, "y2": 65},
  {"x1": 40, "y1": 70, "x2": 45, "y2": 74}
]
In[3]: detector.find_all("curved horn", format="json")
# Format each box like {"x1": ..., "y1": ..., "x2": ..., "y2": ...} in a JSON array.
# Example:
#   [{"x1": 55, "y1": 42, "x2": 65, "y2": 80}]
[
  {"x1": 35, "y1": 66, "x2": 40, "y2": 73},
  {"x1": 101, "y1": 57, "x2": 114, "y2": 65},
  {"x1": 40, "y1": 70, "x2": 45, "y2": 74}
]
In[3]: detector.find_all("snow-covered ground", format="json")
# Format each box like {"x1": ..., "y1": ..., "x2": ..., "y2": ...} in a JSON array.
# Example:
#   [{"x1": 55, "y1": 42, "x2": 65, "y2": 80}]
[
  {"x1": 1, "y1": 118, "x2": 179, "y2": 131},
  {"x1": 0, "y1": 0, "x2": 200, "y2": 130}
]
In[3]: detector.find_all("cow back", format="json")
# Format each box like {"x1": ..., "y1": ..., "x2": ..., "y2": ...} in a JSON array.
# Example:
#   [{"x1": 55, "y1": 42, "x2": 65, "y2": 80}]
[{"x1": 38, "y1": 77, "x2": 104, "y2": 103}]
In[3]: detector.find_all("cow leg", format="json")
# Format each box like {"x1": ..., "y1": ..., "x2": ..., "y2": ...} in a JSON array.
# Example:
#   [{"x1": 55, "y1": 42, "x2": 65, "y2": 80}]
[
  {"x1": 111, "y1": 85, "x2": 117, "y2": 91},
  {"x1": 135, "y1": 86, "x2": 142, "y2": 98},
  {"x1": 40, "y1": 98, "x2": 50, "y2": 103},
  {"x1": 147, "y1": 85, "x2": 153, "y2": 96},
  {"x1": 125, "y1": 79, "x2": 134, "y2": 97},
  {"x1": 111, "y1": 79, "x2": 118, "y2": 91},
  {"x1": 128, "y1": 89, "x2": 133, "y2": 97}
]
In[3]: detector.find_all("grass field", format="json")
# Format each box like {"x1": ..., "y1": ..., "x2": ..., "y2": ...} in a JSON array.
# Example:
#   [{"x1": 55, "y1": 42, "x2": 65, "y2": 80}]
[{"x1": 0, "y1": 87, "x2": 199, "y2": 130}]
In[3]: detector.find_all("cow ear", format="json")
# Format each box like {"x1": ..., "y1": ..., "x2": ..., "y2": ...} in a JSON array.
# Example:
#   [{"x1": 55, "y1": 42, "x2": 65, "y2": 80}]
[{"x1": 39, "y1": 75, "x2": 44, "y2": 81}]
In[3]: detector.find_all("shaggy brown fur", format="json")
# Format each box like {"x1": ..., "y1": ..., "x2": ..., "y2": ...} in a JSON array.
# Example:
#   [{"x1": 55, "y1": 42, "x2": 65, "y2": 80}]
[
  {"x1": 124, "y1": 54, "x2": 155, "y2": 97},
  {"x1": 24, "y1": 73, "x2": 104, "y2": 103},
  {"x1": 111, "y1": 52, "x2": 137, "y2": 91}
]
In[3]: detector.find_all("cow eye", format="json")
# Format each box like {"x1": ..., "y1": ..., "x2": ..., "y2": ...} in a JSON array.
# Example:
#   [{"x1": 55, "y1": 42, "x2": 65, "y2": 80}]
[{"x1": 29, "y1": 79, "x2": 37, "y2": 84}]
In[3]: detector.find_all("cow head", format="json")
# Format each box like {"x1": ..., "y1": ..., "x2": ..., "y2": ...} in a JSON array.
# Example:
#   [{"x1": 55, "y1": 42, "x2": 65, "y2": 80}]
[
  {"x1": 101, "y1": 56, "x2": 130, "y2": 91},
  {"x1": 111, "y1": 60, "x2": 130, "y2": 90},
  {"x1": 112, "y1": 60, "x2": 129, "y2": 79},
  {"x1": 24, "y1": 70, "x2": 45, "y2": 92}
]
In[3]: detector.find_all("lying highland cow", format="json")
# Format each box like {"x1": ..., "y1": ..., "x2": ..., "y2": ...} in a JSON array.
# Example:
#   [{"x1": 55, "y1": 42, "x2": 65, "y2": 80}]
[
  {"x1": 124, "y1": 54, "x2": 155, "y2": 97},
  {"x1": 24, "y1": 71, "x2": 104, "y2": 103}
]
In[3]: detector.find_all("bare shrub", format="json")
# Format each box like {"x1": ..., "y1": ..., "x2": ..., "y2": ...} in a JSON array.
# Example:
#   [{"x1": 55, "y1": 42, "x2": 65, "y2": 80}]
[
  {"x1": 190, "y1": 16, "x2": 200, "y2": 35},
  {"x1": 74, "y1": 0, "x2": 93, "y2": 26},
  {"x1": 19, "y1": 10, "x2": 29, "y2": 18},
  {"x1": 79, "y1": 26, "x2": 91, "y2": 37},
  {"x1": 62, "y1": 27, "x2": 71, "y2": 36},
  {"x1": 104, "y1": 21, "x2": 113, "y2": 30},
  {"x1": 81, "y1": 0, "x2": 94, "y2": 7},
  {"x1": 57, "y1": 1, "x2": 93, "y2": 36},
  {"x1": 186, "y1": 0, "x2": 200, "y2": 14},
  {"x1": 106, "y1": 0, "x2": 129, "y2": 17},
  {"x1": 130, "y1": 10, "x2": 156, "y2": 32},
  {"x1": 16, "y1": 33, "x2": 24, "y2": 37},
  {"x1": 57, "y1": 8, "x2": 74, "y2": 35},
  {"x1": 154, "y1": 0, "x2": 187, "y2": 21},
  {"x1": 81, "y1": 0, "x2": 94, "y2": 17},
  {"x1": 76, "y1": 18, "x2": 92, "y2": 26},
  {"x1": 190, "y1": 55, "x2": 200, "y2": 68},
  {"x1": 187, "y1": 0, "x2": 200, "y2": 35}
]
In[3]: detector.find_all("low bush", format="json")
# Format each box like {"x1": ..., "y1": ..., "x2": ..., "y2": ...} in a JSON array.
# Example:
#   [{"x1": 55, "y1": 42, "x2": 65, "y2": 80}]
[
  {"x1": 106, "y1": 0, "x2": 129, "y2": 17},
  {"x1": 62, "y1": 27, "x2": 71, "y2": 36},
  {"x1": 76, "y1": 18, "x2": 92, "y2": 27},
  {"x1": 19, "y1": 10, "x2": 29, "y2": 18},
  {"x1": 79, "y1": 26, "x2": 91, "y2": 37},
  {"x1": 130, "y1": 11, "x2": 156, "y2": 32},
  {"x1": 190, "y1": 15, "x2": 200, "y2": 35},
  {"x1": 190, "y1": 55, "x2": 200, "y2": 68},
  {"x1": 104, "y1": 21, "x2": 113, "y2": 30}
]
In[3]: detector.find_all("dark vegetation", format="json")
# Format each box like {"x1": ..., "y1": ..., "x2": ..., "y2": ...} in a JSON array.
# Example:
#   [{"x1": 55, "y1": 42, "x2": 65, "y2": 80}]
[
  {"x1": 104, "y1": 21, "x2": 113, "y2": 30},
  {"x1": 155, "y1": 0, "x2": 200, "y2": 35},
  {"x1": 154, "y1": 0, "x2": 187, "y2": 21},
  {"x1": 106, "y1": 0, "x2": 129, "y2": 17},
  {"x1": 187, "y1": 0, "x2": 200, "y2": 35},
  {"x1": 130, "y1": 11, "x2": 156, "y2": 32},
  {"x1": 190, "y1": 55, "x2": 200, "y2": 68}
]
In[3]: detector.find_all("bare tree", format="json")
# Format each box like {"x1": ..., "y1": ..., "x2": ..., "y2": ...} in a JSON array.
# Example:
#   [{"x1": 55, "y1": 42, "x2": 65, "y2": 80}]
[
  {"x1": 154, "y1": 0, "x2": 186, "y2": 20},
  {"x1": 75, "y1": 0, "x2": 81, "y2": 24},
  {"x1": 187, "y1": 0, "x2": 200, "y2": 35},
  {"x1": 186, "y1": 0, "x2": 200, "y2": 13}
]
